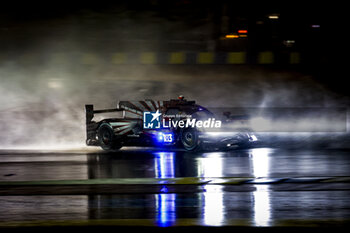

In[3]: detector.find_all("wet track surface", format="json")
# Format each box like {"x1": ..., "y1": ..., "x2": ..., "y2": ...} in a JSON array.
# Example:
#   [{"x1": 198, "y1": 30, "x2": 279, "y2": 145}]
[
  {"x1": 1, "y1": 148, "x2": 350, "y2": 180},
  {"x1": 1, "y1": 148, "x2": 350, "y2": 228}
]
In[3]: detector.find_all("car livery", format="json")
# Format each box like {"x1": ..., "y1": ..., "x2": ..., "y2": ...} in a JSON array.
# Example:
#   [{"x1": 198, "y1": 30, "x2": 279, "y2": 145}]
[{"x1": 85, "y1": 96, "x2": 257, "y2": 151}]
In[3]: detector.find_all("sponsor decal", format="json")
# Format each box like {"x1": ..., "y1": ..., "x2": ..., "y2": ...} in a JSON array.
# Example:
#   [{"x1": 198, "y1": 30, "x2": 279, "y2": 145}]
[
  {"x1": 143, "y1": 110, "x2": 162, "y2": 129},
  {"x1": 162, "y1": 118, "x2": 221, "y2": 128}
]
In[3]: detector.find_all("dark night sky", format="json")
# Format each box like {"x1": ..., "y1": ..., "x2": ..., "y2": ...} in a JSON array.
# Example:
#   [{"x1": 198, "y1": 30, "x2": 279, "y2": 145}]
[{"x1": 0, "y1": 1, "x2": 345, "y2": 69}]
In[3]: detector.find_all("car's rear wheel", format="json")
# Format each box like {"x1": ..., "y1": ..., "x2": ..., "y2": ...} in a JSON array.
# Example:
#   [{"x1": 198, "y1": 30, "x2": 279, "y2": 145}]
[
  {"x1": 98, "y1": 123, "x2": 122, "y2": 151},
  {"x1": 180, "y1": 128, "x2": 200, "y2": 151}
]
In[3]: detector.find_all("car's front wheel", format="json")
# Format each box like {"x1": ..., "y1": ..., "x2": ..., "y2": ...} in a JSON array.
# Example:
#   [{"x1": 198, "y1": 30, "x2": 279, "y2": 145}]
[{"x1": 98, "y1": 123, "x2": 122, "y2": 151}]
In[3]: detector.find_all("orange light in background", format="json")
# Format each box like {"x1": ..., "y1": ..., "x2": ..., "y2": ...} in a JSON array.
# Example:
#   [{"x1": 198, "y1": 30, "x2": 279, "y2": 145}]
[
  {"x1": 239, "y1": 34, "x2": 247, "y2": 38},
  {"x1": 225, "y1": 34, "x2": 239, "y2": 39},
  {"x1": 238, "y1": 30, "x2": 248, "y2": 34}
]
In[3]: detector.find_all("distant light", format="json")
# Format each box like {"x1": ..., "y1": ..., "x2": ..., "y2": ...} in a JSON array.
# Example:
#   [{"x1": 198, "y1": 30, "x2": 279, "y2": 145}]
[
  {"x1": 225, "y1": 34, "x2": 239, "y2": 39},
  {"x1": 239, "y1": 34, "x2": 248, "y2": 38},
  {"x1": 238, "y1": 29, "x2": 248, "y2": 34},
  {"x1": 268, "y1": 15, "x2": 279, "y2": 19},
  {"x1": 283, "y1": 40, "x2": 295, "y2": 47},
  {"x1": 311, "y1": 24, "x2": 320, "y2": 28}
]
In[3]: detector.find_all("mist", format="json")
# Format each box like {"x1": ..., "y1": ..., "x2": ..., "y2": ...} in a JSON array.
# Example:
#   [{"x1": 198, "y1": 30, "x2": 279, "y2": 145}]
[{"x1": 1, "y1": 60, "x2": 348, "y2": 149}]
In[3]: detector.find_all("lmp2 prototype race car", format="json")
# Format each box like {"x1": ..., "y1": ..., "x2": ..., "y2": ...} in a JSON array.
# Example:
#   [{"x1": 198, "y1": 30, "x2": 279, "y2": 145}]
[{"x1": 85, "y1": 96, "x2": 257, "y2": 151}]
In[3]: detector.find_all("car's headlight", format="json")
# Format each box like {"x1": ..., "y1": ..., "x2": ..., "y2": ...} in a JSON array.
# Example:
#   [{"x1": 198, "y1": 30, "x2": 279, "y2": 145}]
[{"x1": 250, "y1": 134, "x2": 258, "y2": 142}]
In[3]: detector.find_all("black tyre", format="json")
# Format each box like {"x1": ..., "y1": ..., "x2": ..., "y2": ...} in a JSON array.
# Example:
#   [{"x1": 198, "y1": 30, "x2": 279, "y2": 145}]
[
  {"x1": 180, "y1": 128, "x2": 200, "y2": 151},
  {"x1": 98, "y1": 123, "x2": 122, "y2": 151}
]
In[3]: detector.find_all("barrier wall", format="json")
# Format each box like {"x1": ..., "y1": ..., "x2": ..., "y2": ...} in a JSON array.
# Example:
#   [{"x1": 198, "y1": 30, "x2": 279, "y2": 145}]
[{"x1": 1, "y1": 51, "x2": 303, "y2": 65}]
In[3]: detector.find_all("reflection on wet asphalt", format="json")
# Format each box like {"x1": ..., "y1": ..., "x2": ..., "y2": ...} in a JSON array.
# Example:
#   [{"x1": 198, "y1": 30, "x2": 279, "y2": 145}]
[
  {"x1": 1, "y1": 148, "x2": 350, "y2": 227},
  {"x1": 1, "y1": 148, "x2": 350, "y2": 181},
  {"x1": 1, "y1": 191, "x2": 350, "y2": 226},
  {"x1": 88, "y1": 148, "x2": 350, "y2": 179}
]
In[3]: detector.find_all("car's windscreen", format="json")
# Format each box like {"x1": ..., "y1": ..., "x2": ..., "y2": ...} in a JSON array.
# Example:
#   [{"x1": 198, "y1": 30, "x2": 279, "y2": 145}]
[{"x1": 192, "y1": 110, "x2": 214, "y2": 120}]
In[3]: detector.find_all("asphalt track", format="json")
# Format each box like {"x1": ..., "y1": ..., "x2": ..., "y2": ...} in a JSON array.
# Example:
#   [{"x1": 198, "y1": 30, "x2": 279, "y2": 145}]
[{"x1": 0, "y1": 147, "x2": 350, "y2": 232}]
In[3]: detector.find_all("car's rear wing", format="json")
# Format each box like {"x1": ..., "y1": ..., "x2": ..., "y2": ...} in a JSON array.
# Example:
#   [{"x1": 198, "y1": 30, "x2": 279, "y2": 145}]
[{"x1": 85, "y1": 104, "x2": 123, "y2": 124}]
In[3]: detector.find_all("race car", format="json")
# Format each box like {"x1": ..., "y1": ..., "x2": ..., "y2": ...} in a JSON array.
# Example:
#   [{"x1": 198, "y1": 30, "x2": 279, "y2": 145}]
[{"x1": 85, "y1": 96, "x2": 257, "y2": 151}]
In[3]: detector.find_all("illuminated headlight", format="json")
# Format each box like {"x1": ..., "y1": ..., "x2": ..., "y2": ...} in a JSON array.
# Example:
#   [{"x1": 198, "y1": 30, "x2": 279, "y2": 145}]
[
  {"x1": 157, "y1": 133, "x2": 164, "y2": 142},
  {"x1": 249, "y1": 134, "x2": 258, "y2": 142}
]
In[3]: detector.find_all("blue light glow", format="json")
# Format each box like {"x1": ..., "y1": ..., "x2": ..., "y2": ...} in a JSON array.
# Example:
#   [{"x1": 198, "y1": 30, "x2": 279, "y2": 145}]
[
  {"x1": 154, "y1": 152, "x2": 175, "y2": 179},
  {"x1": 160, "y1": 185, "x2": 169, "y2": 193},
  {"x1": 157, "y1": 193, "x2": 176, "y2": 227},
  {"x1": 157, "y1": 133, "x2": 164, "y2": 142},
  {"x1": 154, "y1": 152, "x2": 176, "y2": 227},
  {"x1": 156, "y1": 132, "x2": 174, "y2": 143}
]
